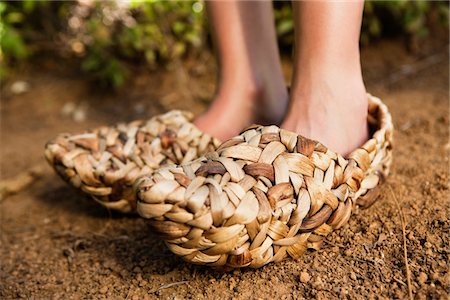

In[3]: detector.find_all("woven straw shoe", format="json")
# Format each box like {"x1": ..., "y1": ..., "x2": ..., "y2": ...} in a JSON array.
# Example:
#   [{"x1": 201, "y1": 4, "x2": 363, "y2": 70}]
[
  {"x1": 135, "y1": 94, "x2": 393, "y2": 268},
  {"x1": 45, "y1": 111, "x2": 221, "y2": 213}
]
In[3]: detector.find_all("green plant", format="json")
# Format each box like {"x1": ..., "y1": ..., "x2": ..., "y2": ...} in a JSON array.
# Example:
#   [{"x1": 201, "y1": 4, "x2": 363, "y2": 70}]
[
  {"x1": 0, "y1": 1, "x2": 30, "y2": 78},
  {"x1": 361, "y1": 1, "x2": 449, "y2": 46},
  {"x1": 273, "y1": 2, "x2": 294, "y2": 48},
  {"x1": 71, "y1": 1, "x2": 206, "y2": 87},
  {"x1": 0, "y1": 0, "x2": 448, "y2": 86}
]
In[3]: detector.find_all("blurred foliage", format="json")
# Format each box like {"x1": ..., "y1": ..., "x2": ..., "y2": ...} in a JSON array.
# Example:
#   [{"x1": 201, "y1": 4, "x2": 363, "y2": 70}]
[
  {"x1": 1, "y1": 0, "x2": 205, "y2": 86},
  {"x1": 361, "y1": 1, "x2": 449, "y2": 46},
  {"x1": 1, "y1": 0, "x2": 448, "y2": 86}
]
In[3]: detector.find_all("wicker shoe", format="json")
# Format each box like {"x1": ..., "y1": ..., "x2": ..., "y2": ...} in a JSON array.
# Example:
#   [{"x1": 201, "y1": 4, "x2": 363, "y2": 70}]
[
  {"x1": 135, "y1": 94, "x2": 393, "y2": 268},
  {"x1": 45, "y1": 110, "x2": 221, "y2": 213}
]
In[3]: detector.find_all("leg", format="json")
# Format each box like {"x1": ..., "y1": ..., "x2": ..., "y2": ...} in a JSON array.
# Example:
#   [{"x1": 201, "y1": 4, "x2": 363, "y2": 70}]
[
  {"x1": 195, "y1": 0, "x2": 288, "y2": 141},
  {"x1": 282, "y1": 0, "x2": 368, "y2": 156}
]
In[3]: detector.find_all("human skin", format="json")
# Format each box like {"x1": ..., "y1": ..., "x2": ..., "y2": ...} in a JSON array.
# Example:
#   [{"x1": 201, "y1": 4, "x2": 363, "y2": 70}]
[
  {"x1": 195, "y1": 0, "x2": 368, "y2": 156},
  {"x1": 194, "y1": 0, "x2": 289, "y2": 141}
]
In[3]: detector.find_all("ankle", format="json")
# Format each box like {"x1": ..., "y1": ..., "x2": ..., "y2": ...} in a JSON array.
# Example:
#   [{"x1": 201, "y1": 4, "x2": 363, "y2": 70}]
[
  {"x1": 217, "y1": 74, "x2": 288, "y2": 123},
  {"x1": 283, "y1": 70, "x2": 368, "y2": 156},
  {"x1": 195, "y1": 73, "x2": 288, "y2": 141},
  {"x1": 215, "y1": 77, "x2": 263, "y2": 105},
  {"x1": 292, "y1": 67, "x2": 366, "y2": 107}
]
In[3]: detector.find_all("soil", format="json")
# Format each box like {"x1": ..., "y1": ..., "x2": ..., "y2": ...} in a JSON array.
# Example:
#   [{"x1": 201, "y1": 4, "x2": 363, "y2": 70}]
[{"x1": 1, "y1": 39, "x2": 449, "y2": 299}]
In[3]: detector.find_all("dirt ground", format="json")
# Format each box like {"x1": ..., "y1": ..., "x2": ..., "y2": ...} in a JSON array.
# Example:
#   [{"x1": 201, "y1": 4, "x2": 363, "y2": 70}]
[{"x1": 1, "y1": 39, "x2": 449, "y2": 299}]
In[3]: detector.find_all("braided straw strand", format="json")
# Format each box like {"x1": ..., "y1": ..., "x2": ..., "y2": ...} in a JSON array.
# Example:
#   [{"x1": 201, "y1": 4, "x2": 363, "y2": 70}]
[
  {"x1": 45, "y1": 110, "x2": 221, "y2": 213},
  {"x1": 135, "y1": 94, "x2": 393, "y2": 268}
]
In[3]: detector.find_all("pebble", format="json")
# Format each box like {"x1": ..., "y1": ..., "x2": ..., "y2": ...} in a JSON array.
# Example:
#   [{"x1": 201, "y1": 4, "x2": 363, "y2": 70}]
[
  {"x1": 418, "y1": 272, "x2": 428, "y2": 285},
  {"x1": 312, "y1": 276, "x2": 325, "y2": 290},
  {"x1": 350, "y1": 272, "x2": 357, "y2": 281},
  {"x1": 229, "y1": 278, "x2": 236, "y2": 290},
  {"x1": 299, "y1": 271, "x2": 310, "y2": 283},
  {"x1": 61, "y1": 102, "x2": 76, "y2": 116},
  {"x1": 10, "y1": 81, "x2": 30, "y2": 94},
  {"x1": 99, "y1": 286, "x2": 108, "y2": 294},
  {"x1": 424, "y1": 242, "x2": 432, "y2": 248},
  {"x1": 73, "y1": 107, "x2": 87, "y2": 122},
  {"x1": 369, "y1": 221, "x2": 381, "y2": 229},
  {"x1": 331, "y1": 246, "x2": 340, "y2": 253}
]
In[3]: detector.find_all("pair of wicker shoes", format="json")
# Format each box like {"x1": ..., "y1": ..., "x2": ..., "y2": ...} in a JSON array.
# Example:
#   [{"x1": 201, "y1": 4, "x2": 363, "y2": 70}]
[{"x1": 45, "y1": 94, "x2": 393, "y2": 269}]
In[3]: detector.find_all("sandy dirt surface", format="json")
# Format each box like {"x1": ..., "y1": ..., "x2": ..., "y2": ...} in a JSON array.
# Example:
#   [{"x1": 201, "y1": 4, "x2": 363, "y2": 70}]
[{"x1": 1, "y1": 40, "x2": 449, "y2": 299}]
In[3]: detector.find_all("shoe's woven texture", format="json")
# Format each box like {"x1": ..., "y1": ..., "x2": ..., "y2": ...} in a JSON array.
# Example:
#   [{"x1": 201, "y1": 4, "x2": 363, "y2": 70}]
[
  {"x1": 135, "y1": 95, "x2": 393, "y2": 268},
  {"x1": 45, "y1": 111, "x2": 221, "y2": 213}
]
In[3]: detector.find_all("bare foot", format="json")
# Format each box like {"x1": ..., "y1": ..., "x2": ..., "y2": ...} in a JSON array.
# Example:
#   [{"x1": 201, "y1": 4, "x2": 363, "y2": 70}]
[
  {"x1": 282, "y1": 70, "x2": 368, "y2": 157},
  {"x1": 195, "y1": 79, "x2": 288, "y2": 141},
  {"x1": 197, "y1": 0, "x2": 287, "y2": 141}
]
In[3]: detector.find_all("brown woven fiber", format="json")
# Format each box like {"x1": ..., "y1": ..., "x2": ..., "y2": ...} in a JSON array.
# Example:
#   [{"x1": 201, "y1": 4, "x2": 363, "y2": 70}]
[
  {"x1": 135, "y1": 94, "x2": 393, "y2": 268},
  {"x1": 45, "y1": 111, "x2": 221, "y2": 213}
]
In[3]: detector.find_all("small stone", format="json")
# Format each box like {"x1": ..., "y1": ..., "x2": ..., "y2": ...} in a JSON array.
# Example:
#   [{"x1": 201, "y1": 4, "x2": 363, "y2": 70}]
[
  {"x1": 11, "y1": 81, "x2": 30, "y2": 94},
  {"x1": 61, "y1": 102, "x2": 76, "y2": 116},
  {"x1": 312, "y1": 276, "x2": 324, "y2": 290},
  {"x1": 424, "y1": 242, "x2": 432, "y2": 248},
  {"x1": 418, "y1": 272, "x2": 428, "y2": 285},
  {"x1": 229, "y1": 278, "x2": 236, "y2": 290},
  {"x1": 407, "y1": 232, "x2": 415, "y2": 241},
  {"x1": 299, "y1": 271, "x2": 310, "y2": 283},
  {"x1": 73, "y1": 107, "x2": 87, "y2": 122},
  {"x1": 369, "y1": 221, "x2": 380, "y2": 229},
  {"x1": 344, "y1": 249, "x2": 352, "y2": 257},
  {"x1": 350, "y1": 272, "x2": 357, "y2": 281},
  {"x1": 99, "y1": 286, "x2": 108, "y2": 294}
]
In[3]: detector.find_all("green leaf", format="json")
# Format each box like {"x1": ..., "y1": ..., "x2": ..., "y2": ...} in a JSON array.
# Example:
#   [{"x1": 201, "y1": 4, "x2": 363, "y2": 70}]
[
  {"x1": 276, "y1": 19, "x2": 293, "y2": 36},
  {"x1": 0, "y1": 26, "x2": 28, "y2": 59}
]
